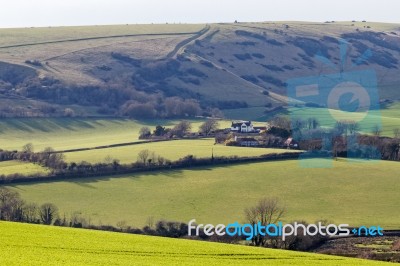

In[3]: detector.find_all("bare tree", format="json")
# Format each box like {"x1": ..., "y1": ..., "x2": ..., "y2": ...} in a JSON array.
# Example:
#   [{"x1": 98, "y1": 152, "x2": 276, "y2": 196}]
[
  {"x1": 244, "y1": 197, "x2": 285, "y2": 247},
  {"x1": 22, "y1": 143, "x2": 34, "y2": 153},
  {"x1": 172, "y1": 121, "x2": 192, "y2": 138},
  {"x1": 23, "y1": 203, "x2": 39, "y2": 223},
  {"x1": 0, "y1": 187, "x2": 22, "y2": 221},
  {"x1": 116, "y1": 220, "x2": 128, "y2": 231},
  {"x1": 39, "y1": 203, "x2": 58, "y2": 225},
  {"x1": 372, "y1": 125, "x2": 382, "y2": 137},
  {"x1": 137, "y1": 149, "x2": 150, "y2": 165},
  {"x1": 139, "y1": 127, "x2": 151, "y2": 139},
  {"x1": 104, "y1": 155, "x2": 113, "y2": 164},
  {"x1": 347, "y1": 121, "x2": 360, "y2": 135},
  {"x1": 199, "y1": 120, "x2": 219, "y2": 136},
  {"x1": 269, "y1": 116, "x2": 291, "y2": 131}
]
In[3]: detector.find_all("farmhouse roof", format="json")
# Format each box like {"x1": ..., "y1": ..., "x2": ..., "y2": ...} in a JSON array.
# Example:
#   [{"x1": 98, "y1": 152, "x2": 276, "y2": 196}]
[{"x1": 231, "y1": 121, "x2": 252, "y2": 127}]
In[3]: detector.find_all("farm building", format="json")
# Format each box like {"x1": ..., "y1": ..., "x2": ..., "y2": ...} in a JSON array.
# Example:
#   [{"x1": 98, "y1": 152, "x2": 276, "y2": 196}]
[{"x1": 230, "y1": 121, "x2": 259, "y2": 133}]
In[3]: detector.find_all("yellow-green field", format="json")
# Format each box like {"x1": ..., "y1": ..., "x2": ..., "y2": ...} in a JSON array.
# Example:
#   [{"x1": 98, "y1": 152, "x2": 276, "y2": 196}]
[
  {"x1": 0, "y1": 222, "x2": 390, "y2": 266},
  {"x1": 0, "y1": 161, "x2": 49, "y2": 176},
  {"x1": 64, "y1": 139, "x2": 297, "y2": 164},
  {"x1": 0, "y1": 118, "x2": 231, "y2": 151},
  {"x1": 9, "y1": 159, "x2": 400, "y2": 229}
]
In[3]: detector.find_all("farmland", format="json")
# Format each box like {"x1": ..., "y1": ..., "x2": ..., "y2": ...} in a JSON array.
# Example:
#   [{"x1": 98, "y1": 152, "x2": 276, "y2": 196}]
[
  {"x1": 0, "y1": 161, "x2": 48, "y2": 175},
  {"x1": 287, "y1": 107, "x2": 400, "y2": 137},
  {"x1": 0, "y1": 118, "x2": 231, "y2": 151},
  {"x1": 0, "y1": 221, "x2": 391, "y2": 266},
  {"x1": 64, "y1": 138, "x2": 297, "y2": 164},
  {"x1": 9, "y1": 158, "x2": 400, "y2": 229}
]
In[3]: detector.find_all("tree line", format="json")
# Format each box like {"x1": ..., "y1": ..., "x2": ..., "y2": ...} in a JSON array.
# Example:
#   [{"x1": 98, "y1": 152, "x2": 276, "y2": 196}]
[{"x1": 139, "y1": 120, "x2": 220, "y2": 139}]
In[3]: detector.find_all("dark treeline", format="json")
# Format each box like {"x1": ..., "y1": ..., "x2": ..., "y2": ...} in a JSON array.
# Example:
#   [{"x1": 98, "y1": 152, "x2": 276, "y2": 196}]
[{"x1": 1, "y1": 75, "x2": 225, "y2": 119}]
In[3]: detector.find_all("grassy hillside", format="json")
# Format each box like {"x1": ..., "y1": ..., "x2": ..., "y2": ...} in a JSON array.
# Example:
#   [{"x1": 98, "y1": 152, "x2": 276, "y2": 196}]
[
  {"x1": 1, "y1": 22, "x2": 399, "y2": 118},
  {"x1": 0, "y1": 118, "x2": 231, "y2": 151},
  {"x1": 9, "y1": 159, "x2": 400, "y2": 229},
  {"x1": 64, "y1": 139, "x2": 297, "y2": 164},
  {"x1": 0, "y1": 221, "x2": 390, "y2": 265},
  {"x1": 0, "y1": 161, "x2": 48, "y2": 175}
]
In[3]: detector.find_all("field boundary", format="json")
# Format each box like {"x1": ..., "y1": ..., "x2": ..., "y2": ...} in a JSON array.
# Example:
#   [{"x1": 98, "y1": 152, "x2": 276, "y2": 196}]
[
  {"x1": 0, "y1": 152, "x2": 302, "y2": 184},
  {"x1": 0, "y1": 30, "x2": 206, "y2": 49}
]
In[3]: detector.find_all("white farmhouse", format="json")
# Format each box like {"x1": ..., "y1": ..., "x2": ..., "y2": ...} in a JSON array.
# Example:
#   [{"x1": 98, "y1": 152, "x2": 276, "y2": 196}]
[{"x1": 231, "y1": 121, "x2": 256, "y2": 133}]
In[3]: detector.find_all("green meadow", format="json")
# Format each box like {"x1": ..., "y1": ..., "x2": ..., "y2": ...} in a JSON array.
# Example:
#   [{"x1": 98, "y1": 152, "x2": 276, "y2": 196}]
[
  {"x1": 288, "y1": 107, "x2": 400, "y2": 137},
  {"x1": 0, "y1": 161, "x2": 48, "y2": 175},
  {"x1": 0, "y1": 222, "x2": 390, "y2": 266},
  {"x1": 64, "y1": 139, "x2": 297, "y2": 164},
  {"x1": 0, "y1": 118, "x2": 231, "y2": 151},
  {"x1": 9, "y1": 159, "x2": 400, "y2": 229}
]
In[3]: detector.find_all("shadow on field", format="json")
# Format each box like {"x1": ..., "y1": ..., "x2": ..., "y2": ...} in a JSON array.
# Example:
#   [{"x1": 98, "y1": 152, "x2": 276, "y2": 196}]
[
  {"x1": 5, "y1": 161, "x2": 269, "y2": 188},
  {"x1": 0, "y1": 118, "x2": 103, "y2": 133}
]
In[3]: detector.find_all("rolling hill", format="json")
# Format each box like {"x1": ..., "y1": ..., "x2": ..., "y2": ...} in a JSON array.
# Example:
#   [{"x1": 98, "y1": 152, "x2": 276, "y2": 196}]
[
  {"x1": 0, "y1": 22, "x2": 399, "y2": 118},
  {"x1": 0, "y1": 221, "x2": 391, "y2": 265}
]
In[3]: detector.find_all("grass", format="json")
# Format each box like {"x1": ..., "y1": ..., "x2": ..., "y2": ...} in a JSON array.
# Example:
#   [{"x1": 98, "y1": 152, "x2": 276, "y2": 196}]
[
  {"x1": 64, "y1": 139, "x2": 297, "y2": 164},
  {"x1": 0, "y1": 24, "x2": 205, "y2": 48},
  {"x1": 8, "y1": 159, "x2": 400, "y2": 229},
  {"x1": 0, "y1": 161, "x2": 49, "y2": 175},
  {"x1": 0, "y1": 118, "x2": 231, "y2": 151},
  {"x1": 287, "y1": 107, "x2": 400, "y2": 137},
  {"x1": 0, "y1": 221, "x2": 390, "y2": 266},
  {"x1": 381, "y1": 102, "x2": 400, "y2": 119}
]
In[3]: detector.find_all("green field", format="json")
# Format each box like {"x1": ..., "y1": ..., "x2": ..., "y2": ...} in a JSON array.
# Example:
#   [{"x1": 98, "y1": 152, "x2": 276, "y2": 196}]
[
  {"x1": 0, "y1": 222, "x2": 390, "y2": 266},
  {"x1": 0, "y1": 161, "x2": 48, "y2": 175},
  {"x1": 0, "y1": 118, "x2": 231, "y2": 151},
  {"x1": 64, "y1": 139, "x2": 297, "y2": 164},
  {"x1": 381, "y1": 102, "x2": 400, "y2": 119},
  {"x1": 288, "y1": 107, "x2": 400, "y2": 137},
  {"x1": 9, "y1": 159, "x2": 400, "y2": 229}
]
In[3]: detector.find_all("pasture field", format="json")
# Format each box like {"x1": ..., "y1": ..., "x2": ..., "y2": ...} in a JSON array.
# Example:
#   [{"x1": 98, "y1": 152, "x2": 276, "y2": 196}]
[
  {"x1": 0, "y1": 221, "x2": 390, "y2": 266},
  {"x1": 381, "y1": 102, "x2": 400, "y2": 119},
  {"x1": 288, "y1": 107, "x2": 400, "y2": 137},
  {"x1": 9, "y1": 159, "x2": 400, "y2": 229},
  {"x1": 0, "y1": 161, "x2": 49, "y2": 175},
  {"x1": 0, "y1": 118, "x2": 231, "y2": 151},
  {"x1": 64, "y1": 139, "x2": 297, "y2": 164}
]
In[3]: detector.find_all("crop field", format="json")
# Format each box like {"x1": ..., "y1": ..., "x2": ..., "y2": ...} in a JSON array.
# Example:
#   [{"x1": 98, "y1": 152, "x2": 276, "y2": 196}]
[
  {"x1": 0, "y1": 118, "x2": 231, "y2": 151},
  {"x1": 0, "y1": 222, "x2": 390, "y2": 266},
  {"x1": 64, "y1": 139, "x2": 297, "y2": 164},
  {"x1": 0, "y1": 161, "x2": 48, "y2": 175},
  {"x1": 9, "y1": 159, "x2": 400, "y2": 229}
]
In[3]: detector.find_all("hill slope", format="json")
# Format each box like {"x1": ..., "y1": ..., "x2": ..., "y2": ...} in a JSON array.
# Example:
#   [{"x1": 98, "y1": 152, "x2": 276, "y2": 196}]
[
  {"x1": 0, "y1": 22, "x2": 399, "y2": 117},
  {"x1": 0, "y1": 221, "x2": 390, "y2": 265}
]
